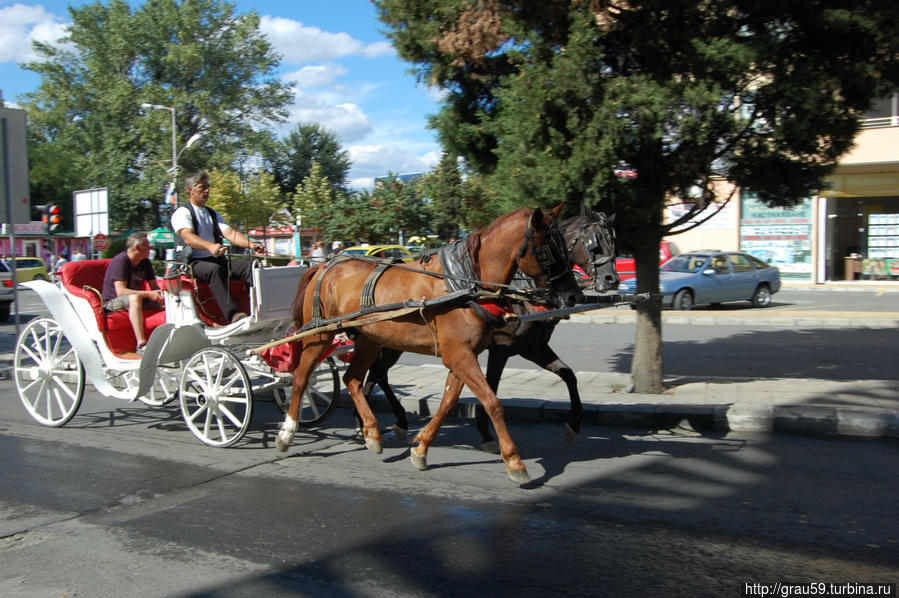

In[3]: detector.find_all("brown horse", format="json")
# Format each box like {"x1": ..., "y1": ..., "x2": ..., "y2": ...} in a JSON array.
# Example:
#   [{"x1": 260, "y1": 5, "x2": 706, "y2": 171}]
[
  {"x1": 276, "y1": 204, "x2": 582, "y2": 483},
  {"x1": 360, "y1": 211, "x2": 620, "y2": 448}
]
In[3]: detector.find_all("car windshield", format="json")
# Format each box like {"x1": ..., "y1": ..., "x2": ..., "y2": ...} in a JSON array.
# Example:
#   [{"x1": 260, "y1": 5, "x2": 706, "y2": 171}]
[
  {"x1": 341, "y1": 248, "x2": 367, "y2": 255},
  {"x1": 661, "y1": 254, "x2": 709, "y2": 273}
]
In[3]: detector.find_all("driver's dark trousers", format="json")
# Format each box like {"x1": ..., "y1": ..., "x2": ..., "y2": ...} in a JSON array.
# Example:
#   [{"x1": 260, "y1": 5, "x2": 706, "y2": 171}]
[{"x1": 189, "y1": 256, "x2": 253, "y2": 321}]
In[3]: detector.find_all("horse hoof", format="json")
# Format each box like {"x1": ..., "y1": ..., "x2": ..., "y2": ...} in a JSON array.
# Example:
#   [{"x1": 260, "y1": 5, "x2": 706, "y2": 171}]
[
  {"x1": 563, "y1": 423, "x2": 578, "y2": 445},
  {"x1": 480, "y1": 440, "x2": 500, "y2": 455},
  {"x1": 275, "y1": 434, "x2": 291, "y2": 452},
  {"x1": 410, "y1": 448, "x2": 428, "y2": 471},
  {"x1": 506, "y1": 466, "x2": 531, "y2": 484},
  {"x1": 393, "y1": 424, "x2": 408, "y2": 442},
  {"x1": 365, "y1": 437, "x2": 383, "y2": 454}
]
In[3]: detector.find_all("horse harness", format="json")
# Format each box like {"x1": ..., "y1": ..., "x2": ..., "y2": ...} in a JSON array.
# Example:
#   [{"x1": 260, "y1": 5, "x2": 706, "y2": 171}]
[{"x1": 566, "y1": 213, "x2": 617, "y2": 282}]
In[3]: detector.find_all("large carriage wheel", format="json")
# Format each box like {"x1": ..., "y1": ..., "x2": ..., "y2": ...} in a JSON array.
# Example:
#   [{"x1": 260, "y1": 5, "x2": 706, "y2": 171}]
[
  {"x1": 14, "y1": 317, "x2": 85, "y2": 427},
  {"x1": 273, "y1": 357, "x2": 340, "y2": 427},
  {"x1": 179, "y1": 347, "x2": 253, "y2": 447}
]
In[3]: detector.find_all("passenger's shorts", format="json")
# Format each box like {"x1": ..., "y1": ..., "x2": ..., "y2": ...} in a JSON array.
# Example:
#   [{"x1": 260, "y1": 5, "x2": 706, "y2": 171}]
[{"x1": 104, "y1": 296, "x2": 162, "y2": 312}]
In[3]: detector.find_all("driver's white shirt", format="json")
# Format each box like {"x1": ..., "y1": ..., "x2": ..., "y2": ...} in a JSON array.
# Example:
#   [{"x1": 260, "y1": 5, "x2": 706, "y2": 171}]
[{"x1": 171, "y1": 203, "x2": 233, "y2": 259}]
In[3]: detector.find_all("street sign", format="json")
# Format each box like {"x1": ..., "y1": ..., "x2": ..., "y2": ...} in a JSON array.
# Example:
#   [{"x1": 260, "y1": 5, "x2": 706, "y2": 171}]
[{"x1": 93, "y1": 233, "x2": 109, "y2": 250}]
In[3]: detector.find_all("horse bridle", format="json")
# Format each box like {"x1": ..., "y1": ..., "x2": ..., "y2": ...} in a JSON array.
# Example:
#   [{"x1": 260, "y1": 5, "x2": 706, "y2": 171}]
[
  {"x1": 567, "y1": 214, "x2": 617, "y2": 282},
  {"x1": 516, "y1": 215, "x2": 573, "y2": 288}
]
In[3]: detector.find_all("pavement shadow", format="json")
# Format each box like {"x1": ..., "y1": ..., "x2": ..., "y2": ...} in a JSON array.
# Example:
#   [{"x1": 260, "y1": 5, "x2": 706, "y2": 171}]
[{"x1": 610, "y1": 326, "x2": 899, "y2": 381}]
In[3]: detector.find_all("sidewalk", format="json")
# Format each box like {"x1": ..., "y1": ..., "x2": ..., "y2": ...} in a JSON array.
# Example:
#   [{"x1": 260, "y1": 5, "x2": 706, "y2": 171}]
[{"x1": 362, "y1": 364, "x2": 899, "y2": 441}]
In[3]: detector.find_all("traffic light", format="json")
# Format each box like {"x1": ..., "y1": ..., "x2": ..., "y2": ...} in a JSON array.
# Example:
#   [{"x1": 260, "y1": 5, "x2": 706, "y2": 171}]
[
  {"x1": 47, "y1": 205, "x2": 61, "y2": 234},
  {"x1": 35, "y1": 204, "x2": 50, "y2": 234}
]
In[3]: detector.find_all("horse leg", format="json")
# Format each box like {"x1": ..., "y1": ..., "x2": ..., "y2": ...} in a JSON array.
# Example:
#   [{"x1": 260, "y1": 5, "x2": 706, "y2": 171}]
[
  {"x1": 521, "y1": 343, "x2": 582, "y2": 444},
  {"x1": 477, "y1": 347, "x2": 511, "y2": 454},
  {"x1": 343, "y1": 338, "x2": 385, "y2": 454},
  {"x1": 277, "y1": 339, "x2": 331, "y2": 451},
  {"x1": 370, "y1": 348, "x2": 408, "y2": 440},
  {"x1": 442, "y1": 351, "x2": 530, "y2": 484},
  {"x1": 410, "y1": 371, "x2": 465, "y2": 471}
]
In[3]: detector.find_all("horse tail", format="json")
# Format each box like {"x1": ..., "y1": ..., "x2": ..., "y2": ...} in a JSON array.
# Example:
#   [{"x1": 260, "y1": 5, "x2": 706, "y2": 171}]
[{"x1": 292, "y1": 263, "x2": 325, "y2": 328}]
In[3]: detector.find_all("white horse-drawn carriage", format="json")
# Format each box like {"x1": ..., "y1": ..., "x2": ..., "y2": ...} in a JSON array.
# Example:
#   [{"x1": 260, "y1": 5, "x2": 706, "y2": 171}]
[{"x1": 13, "y1": 257, "x2": 350, "y2": 447}]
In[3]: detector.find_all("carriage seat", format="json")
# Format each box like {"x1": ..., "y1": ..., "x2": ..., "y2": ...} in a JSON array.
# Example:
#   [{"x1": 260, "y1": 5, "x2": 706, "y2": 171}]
[
  {"x1": 178, "y1": 276, "x2": 251, "y2": 327},
  {"x1": 59, "y1": 259, "x2": 167, "y2": 356}
]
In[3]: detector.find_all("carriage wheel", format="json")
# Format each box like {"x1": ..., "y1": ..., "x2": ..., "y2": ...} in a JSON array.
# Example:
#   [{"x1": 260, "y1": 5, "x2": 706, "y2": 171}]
[
  {"x1": 179, "y1": 348, "x2": 253, "y2": 447},
  {"x1": 273, "y1": 357, "x2": 340, "y2": 427},
  {"x1": 135, "y1": 367, "x2": 181, "y2": 407},
  {"x1": 14, "y1": 317, "x2": 85, "y2": 427}
]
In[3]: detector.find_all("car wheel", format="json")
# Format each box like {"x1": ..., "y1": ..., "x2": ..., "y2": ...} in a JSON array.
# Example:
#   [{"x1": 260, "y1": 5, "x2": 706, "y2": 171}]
[
  {"x1": 33, "y1": 274, "x2": 45, "y2": 281},
  {"x1": 751, "y1": 284, "x2": 771, "y2": 308},
  {"x1": 673, "y1": 289, "x2": 693, "y2": 310}
]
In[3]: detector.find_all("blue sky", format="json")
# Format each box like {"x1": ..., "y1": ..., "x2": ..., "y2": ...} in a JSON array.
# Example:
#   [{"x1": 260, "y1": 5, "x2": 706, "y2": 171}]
[{"x1": 0, "y1": 0, "x2": 443, "y2": 188}]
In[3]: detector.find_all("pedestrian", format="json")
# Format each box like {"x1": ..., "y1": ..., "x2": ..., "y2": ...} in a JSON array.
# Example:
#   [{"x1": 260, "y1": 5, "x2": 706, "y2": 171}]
[
  {"x1": 310, "y1": 241, "x2": 326, "y2": 262},
  {"x1": 54, "y1": 253, "x2": 68, "y2": 273},
  {"x1": 171, "y1": 170, "x2": 265, "y2": 324},
  {"x1": 101, "y1": 233, "x2": 164, "y2": 355},
  {"x1": 72, "y1": 249, "x2": 86, "y2": 261}
]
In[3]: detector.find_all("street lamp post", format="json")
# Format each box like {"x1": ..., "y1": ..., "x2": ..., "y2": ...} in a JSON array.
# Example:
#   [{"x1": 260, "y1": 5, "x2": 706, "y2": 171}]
[{"x1": 141, "y1": 103, "x2": 203, "y2": 210}]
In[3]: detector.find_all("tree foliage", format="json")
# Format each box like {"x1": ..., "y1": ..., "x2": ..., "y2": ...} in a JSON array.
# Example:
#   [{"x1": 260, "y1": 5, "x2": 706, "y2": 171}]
[
  {"x1": 376, "y1": 0, "x2": 899, "y2": 392},
  {"x1": 206, "y1": 168, "x2": 283, "y2": 233},
  {"x1": 22, "y1": 0, "x2": 292, "y2": 231},
  {"x1": 264, "y1": 122, "x2": 352, "y2": 198}
]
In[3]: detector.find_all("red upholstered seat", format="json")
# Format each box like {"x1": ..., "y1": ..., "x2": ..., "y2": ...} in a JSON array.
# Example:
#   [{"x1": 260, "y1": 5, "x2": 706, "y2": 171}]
[
  {"x1": 59, "y1": 259, "x2": 166, "y2": 356},
  {"x1": 179, "y1": 276, "x2": 250, "y2": 326}
]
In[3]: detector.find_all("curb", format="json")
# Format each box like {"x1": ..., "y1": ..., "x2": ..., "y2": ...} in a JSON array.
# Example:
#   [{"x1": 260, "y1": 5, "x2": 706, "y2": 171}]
[{"x1": 351, "y1": 393, "x2": 899, "y2": 441}]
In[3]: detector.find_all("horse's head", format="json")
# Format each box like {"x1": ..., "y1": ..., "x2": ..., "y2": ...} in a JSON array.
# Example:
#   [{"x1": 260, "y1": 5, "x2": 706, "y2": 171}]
[
  {"x1": 563, "y1": 211, "x2": 620, "y2": 293},
  {"x1": 516, "y1": 203, "x2": 584, "y2": 307}
]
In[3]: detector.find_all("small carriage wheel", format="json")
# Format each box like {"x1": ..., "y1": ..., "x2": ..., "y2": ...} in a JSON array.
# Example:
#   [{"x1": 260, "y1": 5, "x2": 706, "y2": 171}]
[
  {"x1": 179, "y1": 347, "x2": 253, "y2": 447},
  {"x1": 129, "y1": 367, "x2": 180, "y2": 407},
  {"x1": 273, "y1": 357, "x2": 340, "y2": 427},
  {"x1": 14, "y1": 317, "x2": 85, "y2": 427}
]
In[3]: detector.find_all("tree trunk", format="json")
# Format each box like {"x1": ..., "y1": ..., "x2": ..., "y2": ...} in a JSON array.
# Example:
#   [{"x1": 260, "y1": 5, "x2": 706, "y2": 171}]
[{"x1": 630, "y1": 235, "x2": 665, "y2": 393}]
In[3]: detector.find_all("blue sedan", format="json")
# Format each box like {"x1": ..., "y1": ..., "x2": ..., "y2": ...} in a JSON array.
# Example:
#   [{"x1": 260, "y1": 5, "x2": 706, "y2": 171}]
[{"x1": 618, "y1": 250, "x2": 781, "y2": 310}]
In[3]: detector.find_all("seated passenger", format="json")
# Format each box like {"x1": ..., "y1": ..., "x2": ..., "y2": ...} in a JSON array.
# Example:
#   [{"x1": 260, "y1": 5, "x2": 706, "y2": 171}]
[{"x1": 101, "y1": 232, "x2": 163, "y2": 355}]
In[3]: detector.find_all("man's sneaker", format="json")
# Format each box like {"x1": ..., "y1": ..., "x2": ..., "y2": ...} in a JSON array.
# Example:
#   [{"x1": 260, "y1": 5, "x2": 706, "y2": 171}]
[{"x1": 230, "y1": 312, "x2": 248, "y2": 323}]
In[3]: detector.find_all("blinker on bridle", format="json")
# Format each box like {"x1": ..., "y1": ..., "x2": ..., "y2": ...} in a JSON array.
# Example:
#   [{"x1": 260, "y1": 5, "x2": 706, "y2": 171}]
[{"x1": 517, "y1": 217, "x2": 571, "y2": 285}]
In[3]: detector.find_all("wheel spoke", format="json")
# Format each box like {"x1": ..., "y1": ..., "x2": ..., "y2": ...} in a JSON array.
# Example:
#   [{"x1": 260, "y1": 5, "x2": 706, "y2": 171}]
[
  {"x1": 21, "y1": 343, "x2": 41, "y2": 365},
  {"x1": 188, "y1": 401, "x2": 209, "y2": 423},
  {"x1": 51, "y1": 375, "x2": 78, "y2": 401},
  {"x1": 217, "y1": 402, "x2": 245, "y2": 428}
]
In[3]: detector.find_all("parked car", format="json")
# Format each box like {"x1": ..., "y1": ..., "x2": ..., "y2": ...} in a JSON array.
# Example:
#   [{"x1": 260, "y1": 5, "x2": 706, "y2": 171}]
[
  {"x1": 341, "y1": 245, "x2": 415, "y2": 262},
  {"x1": 615, "y1": 240, "x2": 680, "y2": 281},
  {"x1": 2, "y1": 256, "x2": 50, "y2": 283},
  {"x1": 617, "y1": 250, "x2": 781, "y2": 310},
  {"x1": 0, "y1": 260, "x2": 13, "y2": 321}
]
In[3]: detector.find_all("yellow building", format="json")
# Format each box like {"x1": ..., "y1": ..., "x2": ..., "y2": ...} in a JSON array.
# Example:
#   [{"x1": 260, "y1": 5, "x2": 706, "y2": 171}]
[{"x1": 667, "y1": 94, "x2": 899, "y2": 283}]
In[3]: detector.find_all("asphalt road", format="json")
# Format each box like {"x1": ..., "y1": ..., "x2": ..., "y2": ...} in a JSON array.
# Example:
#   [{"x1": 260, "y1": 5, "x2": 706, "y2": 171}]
[{"x1": 0, "y1": 389, "x2": 896, "y2": 598}]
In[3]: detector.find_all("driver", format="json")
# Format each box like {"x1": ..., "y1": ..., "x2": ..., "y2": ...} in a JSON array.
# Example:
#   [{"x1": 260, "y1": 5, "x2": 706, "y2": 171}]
[{"x1": 171, "y1": 170, "x2": 265, "y2": 324}]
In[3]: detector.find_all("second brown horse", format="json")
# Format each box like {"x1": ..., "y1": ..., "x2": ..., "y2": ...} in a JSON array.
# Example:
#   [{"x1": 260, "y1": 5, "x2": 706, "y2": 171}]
[{"x1": 275, "y1": 204, "x2": 582, "y2": 483}]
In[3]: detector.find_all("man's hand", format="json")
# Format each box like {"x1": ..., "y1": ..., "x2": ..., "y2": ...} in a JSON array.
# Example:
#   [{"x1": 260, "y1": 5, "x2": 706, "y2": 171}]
[
  {"x1": 147, "y1": 289, "x2": 164, "y2": 303},
  {"x1": 251, "y1": 242, "x2": 266, "y2": 255},
  {"x1": 212, "y1": 243, "x2": 227, "y2": 257}
]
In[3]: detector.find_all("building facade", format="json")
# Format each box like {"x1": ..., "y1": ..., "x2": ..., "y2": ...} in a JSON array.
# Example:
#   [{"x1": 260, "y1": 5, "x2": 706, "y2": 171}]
[{"x1": 667, "y1": 94, "x2": 899, "y2": 283}]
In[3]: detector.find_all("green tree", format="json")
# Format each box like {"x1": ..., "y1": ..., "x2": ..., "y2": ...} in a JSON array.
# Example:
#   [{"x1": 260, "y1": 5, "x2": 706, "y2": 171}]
[
  {"x1": 419, "y1": 151, "x2": 464, "y2": 240},
  {"x1": 293, "y1": 162, "x2": 337, "y2": 233},
  {"x1": 22, "y1": 0, "x2": 292, "y2": 230},
  {"x1": 371, "y1": 174, "x2": 432, "y2": 244},
  {"x1": 206, "y1": 168, "x2": 283, "y2": 233},
  {"x1": 377, "y1": 0, "x2": 899, "y2": 392},
  {"x1": 264, "y1": 123, "x2": 351, "y2": 198}
]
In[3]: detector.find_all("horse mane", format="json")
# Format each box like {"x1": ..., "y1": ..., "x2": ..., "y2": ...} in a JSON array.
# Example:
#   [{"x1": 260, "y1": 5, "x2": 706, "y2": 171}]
[
  {"x1": 464, "y1": 207, "x2": 531, "y2": 276},
  {"x1": 292, "y1": 263, "x2": 326, "y2": 328}
]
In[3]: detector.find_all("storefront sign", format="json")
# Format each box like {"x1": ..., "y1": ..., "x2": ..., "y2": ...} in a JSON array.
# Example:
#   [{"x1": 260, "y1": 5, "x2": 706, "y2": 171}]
[{"x1": 740, "y1": 193, "x2": 813, "y2": 279}]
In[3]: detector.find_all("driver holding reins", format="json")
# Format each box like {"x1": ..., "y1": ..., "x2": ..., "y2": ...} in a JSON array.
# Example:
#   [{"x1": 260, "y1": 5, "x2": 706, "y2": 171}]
[{"x1": 171, "y1": 170, "x2": 265, "y2": 324}]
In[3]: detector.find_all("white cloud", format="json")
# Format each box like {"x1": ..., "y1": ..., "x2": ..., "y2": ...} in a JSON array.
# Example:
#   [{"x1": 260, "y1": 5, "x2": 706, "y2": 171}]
[
  {"x1": 287, "y1": 96, "x2": 372, "y2": 143},
  {"x1": 0, "y1": 4, "x2": 68, "y2": 63},
  {"x1": 283, "y1": 64, "x2": 348, "y2": 89},
  {"x1": 347, "y1": 143, "x2": 439, "y2": 189},
  {"x1": 260, "y1": 16, "x2": 393, "y2": 64}
]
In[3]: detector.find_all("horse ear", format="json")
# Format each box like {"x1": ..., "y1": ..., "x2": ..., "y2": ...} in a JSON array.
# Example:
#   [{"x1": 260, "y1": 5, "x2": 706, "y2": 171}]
[
  {"x1": 551, "y1": 202, "x2": 565, "y2": 221},
  {"x1": 608, "y1": 213, "x2": 616, "y2": 223}
]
